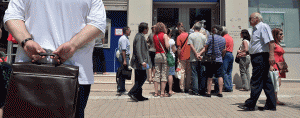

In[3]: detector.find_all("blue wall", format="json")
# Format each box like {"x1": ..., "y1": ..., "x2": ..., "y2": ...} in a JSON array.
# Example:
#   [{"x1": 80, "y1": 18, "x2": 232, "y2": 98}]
[{"x1": 104, "y1": 11, "x2": 127, "y2": 72}]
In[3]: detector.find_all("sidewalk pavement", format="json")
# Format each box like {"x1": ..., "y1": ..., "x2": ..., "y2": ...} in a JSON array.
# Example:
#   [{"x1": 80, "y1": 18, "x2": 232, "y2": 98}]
[{"x1": 85, "y1": 81, "x2": 300, "y2": 118}]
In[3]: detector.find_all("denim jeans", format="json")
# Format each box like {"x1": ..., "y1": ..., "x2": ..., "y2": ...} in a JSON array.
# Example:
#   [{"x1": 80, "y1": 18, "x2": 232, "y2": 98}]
[
  {"x1": 117, "y1": 55, "x2": 130, "y2": 92},
  {"x1": 190, "y1": 61, "x2": 206, "y2": 94},
  {"x1": 222, "y1": 52, "x2": 234, "y2": 91},
  {"x1": 244, "y1": 52, "x2": 276, "y2": 109}
]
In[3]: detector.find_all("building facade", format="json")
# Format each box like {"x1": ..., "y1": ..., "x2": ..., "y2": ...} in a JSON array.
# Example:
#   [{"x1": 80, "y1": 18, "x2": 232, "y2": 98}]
[{"x1": 1, "y1": 0, "x2": 299, "y2": 82}]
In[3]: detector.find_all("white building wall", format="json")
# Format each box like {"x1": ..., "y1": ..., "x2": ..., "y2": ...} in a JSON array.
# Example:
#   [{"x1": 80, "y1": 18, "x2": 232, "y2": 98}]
[{"x1": 225, "y1": 0, "x2": 250, "y2": 88}]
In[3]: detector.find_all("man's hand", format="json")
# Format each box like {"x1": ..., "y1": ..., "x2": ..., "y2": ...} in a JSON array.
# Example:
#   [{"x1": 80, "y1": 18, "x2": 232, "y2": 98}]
[
  {"x1": 142, "y1": 62, "x2": 147, "y2": 68},
  {"x1": 53, "y1": 41, "x2": 77, "y2": 64},
  {"x1": 23, "y1": 40, "x2": 46, "y2": 62}
]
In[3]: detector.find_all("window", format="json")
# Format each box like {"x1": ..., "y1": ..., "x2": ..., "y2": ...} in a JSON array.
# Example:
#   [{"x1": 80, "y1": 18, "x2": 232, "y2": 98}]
[{"x1": 261, "y1": 11, "x2": 285, "y2": 46}]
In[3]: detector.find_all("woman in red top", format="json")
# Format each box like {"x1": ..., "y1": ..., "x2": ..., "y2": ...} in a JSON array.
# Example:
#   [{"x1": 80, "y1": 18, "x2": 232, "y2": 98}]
[
  {"x1": 270, "y1": 28, "x2": 286, "y2": 105},
  {"x1": 153, "y1": 22, "x2": 170, "y2": 97}
]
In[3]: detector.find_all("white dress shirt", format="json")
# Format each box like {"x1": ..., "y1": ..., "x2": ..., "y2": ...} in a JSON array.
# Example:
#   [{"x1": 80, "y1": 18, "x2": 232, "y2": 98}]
[
  {"x1": 249, "y1": 22, "x2": 274, "y2": 54},
  {"x1": 4, "y1": 0, "x2": 106, "y2": 84}
]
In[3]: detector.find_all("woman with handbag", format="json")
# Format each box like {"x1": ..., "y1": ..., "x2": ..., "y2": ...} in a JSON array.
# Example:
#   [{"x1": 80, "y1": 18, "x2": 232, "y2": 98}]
[
  {"x1": 166, "y1": 28, "x2": 177, "y2": 96},
  {"x1": 153, "y1": 22, "x2": 170, "y2": 97},
  {"x1": 270, "y1": 28, "x2": 287, "y2": 105},
  {"x1": 237, "y1": 29, "x2": 251, "y2": 91}
]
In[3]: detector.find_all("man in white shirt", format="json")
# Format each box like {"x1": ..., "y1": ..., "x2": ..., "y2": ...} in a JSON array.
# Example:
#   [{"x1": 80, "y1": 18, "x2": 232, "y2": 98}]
[
  {"x1": 187, "y1": 22, "x2": 207, "y2": 95},
  {"x1": 4, "y1": 0, "x2": 106, "y2": 117},
  {"x1": 238, "y1": 12, "x2": 276, "y2": 111},
  {"x1": 117, "y1": 26, "x2": 131, "y2": 95}
]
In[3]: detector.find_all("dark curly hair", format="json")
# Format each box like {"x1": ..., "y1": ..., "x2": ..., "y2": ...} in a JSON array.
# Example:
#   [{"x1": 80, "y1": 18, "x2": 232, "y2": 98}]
[{"x1": 241, "y1": 29, "x2": 251, "y2": 42}]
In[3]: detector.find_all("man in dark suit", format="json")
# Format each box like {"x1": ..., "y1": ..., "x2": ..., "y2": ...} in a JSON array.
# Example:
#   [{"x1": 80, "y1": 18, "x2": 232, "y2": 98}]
[{"x1": 128, "y1": 22, "x2": 151, "y2": 102}]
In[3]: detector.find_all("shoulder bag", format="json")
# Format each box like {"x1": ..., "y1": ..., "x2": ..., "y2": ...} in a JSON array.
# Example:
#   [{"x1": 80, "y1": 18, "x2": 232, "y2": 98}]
[
  {"x1": 276, "y1": 61, "x2": 288, "y2": 73},
  {"x1": 157, "y1": 35, "x2": 175, "y2": 67},
  {"x1": 201, "y1": 34, "x2": 216, "y2": 65}
]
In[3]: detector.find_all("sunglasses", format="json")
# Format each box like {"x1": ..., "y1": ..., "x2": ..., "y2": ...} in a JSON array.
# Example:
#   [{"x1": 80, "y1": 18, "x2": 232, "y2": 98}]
[{"x1": 279, "y1": 33, "x2": 283, "y2": 35}]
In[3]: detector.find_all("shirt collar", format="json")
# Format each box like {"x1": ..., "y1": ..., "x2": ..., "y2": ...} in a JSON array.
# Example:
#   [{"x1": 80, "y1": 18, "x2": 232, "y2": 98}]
[
  {"x1": 123, "y1": 35, "x2": 129, "y2": 39},
  {"x1": 254, "y1": 22, "x2": 263, "y2": 30},
  {"x1": 141, "y1": 33, "x2": 145, "y2": 37}
]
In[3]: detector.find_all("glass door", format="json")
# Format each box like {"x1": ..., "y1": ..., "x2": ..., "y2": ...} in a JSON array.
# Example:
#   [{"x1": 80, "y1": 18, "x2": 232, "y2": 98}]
[
  {"x1": 156, "y1": 8, "x2": 179, "y2": 28},
  {"x1": 189, "y1": 8, "x2": 212, "y2": 32}
]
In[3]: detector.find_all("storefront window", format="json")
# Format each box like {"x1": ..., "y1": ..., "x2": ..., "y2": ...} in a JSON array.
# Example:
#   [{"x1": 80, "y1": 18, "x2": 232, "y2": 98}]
[{"x1": 249, "y1": 0, "x2": 300, "y2": 48}]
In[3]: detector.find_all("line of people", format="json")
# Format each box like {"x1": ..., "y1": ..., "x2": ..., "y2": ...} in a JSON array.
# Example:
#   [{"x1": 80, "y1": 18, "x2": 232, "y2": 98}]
[{"x1": 116, "y1": 12, "x2": 288, "y2": 106}]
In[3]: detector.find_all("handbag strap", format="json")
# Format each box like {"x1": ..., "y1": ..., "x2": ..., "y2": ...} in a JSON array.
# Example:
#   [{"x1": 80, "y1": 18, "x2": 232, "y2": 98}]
[
  {"x1": 181, "y1": 34, "x2": 189, "y2": 49},
  {"x1": 212, "y1": 34, "x2": 215, "y2": 57}
]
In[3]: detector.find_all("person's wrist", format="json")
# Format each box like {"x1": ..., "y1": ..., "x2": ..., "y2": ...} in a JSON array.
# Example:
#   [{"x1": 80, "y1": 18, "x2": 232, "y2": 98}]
[{"x1": 21, "y1": 38, "x2": 33, "y2": 48}]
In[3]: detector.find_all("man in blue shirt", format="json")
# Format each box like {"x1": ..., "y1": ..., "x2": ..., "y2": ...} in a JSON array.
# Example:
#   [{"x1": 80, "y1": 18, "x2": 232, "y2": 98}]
[
  {"x1": 238, "y1": 12, "x2": 276, "y2": 111},
  {"x1": 117, "y1": 26, "x2": 131, "y2": 95}
]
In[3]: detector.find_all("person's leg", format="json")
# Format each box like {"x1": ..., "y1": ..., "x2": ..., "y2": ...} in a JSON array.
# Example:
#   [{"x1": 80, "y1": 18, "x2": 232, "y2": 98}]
[
  {"x1": 154, "y1": 62, "x2": 162, "y2": 96},
  {"x1": 99, "y1": 48, "x2": 108, "y2": 74},
  {"x1": 179, "y1": 60, "x2": 186, "y2": 92},
  {"x1": 244, "y1": 54, "x2": 268, "y2": 109},
  {"x1": 117, "y1": 56, "x2": 129, "y2": 93},
  {"x1": 132, "y1": 70, "x2": 147, "y2": 98},
  {"x1": 168, "y1": 75, "x2": 174, "y2": 95},
  {"x1": 216, "y1": 62, "x2": 224, "y2": 95},
  {"x1": 129, "y1": 69, "x2": 140, "y2": 96},
  {"x1": 207, "y1": 78, "x2": 213, "y2": 95},
  {"x1": 239, "y1": 57, "x2": 247, "y2": 90},
  {"x1": 160, "y1": 62, "x2": 168, "y2": 96},
  {"x1": 198, "y1": 62, "x2": 207, "y2": 95},
  {"x1": 223, "y1": 52, "x2": 233, "y2": 91},
  {"x1": 190, "y1": 62, "x2": 199, "y2": 94},
  {"x1": 0, "y1": 107, "x2": 3, "y2": 118},
  {"x1": 75, "y1": 85, "x2": 91, "y2": 118},
  {"x1": 185, "y1": 60, "x2": 192, "y2": 92},
  {"x1": 92, "y1": 48, "x2": 98, "y2": 74},
  {"x1": 261, "y1": 54, "x2": 276, "y2": 109}
]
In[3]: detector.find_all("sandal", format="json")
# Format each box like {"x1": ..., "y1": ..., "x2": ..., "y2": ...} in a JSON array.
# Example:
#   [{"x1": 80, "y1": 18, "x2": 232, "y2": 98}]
[
  {"x1": 160, "y1": 93, "x2": 170, "y2": 97},
  {"x1": 169, "y1": 91, "x2": 176, "y2": 96},
  {"x1": 154, "y1": 93, "x2": 159, "y2": 97}
]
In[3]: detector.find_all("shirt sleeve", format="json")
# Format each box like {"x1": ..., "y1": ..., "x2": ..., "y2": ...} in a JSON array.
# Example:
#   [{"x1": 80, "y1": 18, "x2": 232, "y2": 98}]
[
  {"x1": 206, "y1": 35, "x2": 212, "y2": 46},
  {"x1": 3, "y1": 0, "x2": 26, "y2": 24},
  {"x1": 261, "y1": 24, "x2": 274, "y2": 44},
  {"x1": 120, "y1": 38, "x2": 127, "y2": 50},
  {"x1": 87, "y1": 0, "x2": 106, "y2": 34}
]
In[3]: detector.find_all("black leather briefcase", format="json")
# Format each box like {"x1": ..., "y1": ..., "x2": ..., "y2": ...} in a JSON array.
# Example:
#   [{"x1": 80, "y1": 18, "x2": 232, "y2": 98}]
[{"x1": 3, "y1": 53, "x2": 79, "y2": 118}]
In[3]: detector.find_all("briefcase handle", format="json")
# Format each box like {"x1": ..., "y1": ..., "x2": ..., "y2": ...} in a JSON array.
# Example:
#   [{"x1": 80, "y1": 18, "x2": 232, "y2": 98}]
[{"x1": 36, "y1": 49, "x2": 60, "y2": 65}]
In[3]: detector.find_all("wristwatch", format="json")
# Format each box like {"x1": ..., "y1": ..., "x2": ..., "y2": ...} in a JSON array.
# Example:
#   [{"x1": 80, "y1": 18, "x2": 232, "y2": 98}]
[{"x1": 21, "y1": 38, "x2": 33, "y2": 48}]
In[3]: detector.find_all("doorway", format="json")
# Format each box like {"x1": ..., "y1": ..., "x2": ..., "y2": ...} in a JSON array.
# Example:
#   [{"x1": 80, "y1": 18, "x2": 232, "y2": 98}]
[{"x1": 153, "y1": 2, "x2": 219, "y2": 32}]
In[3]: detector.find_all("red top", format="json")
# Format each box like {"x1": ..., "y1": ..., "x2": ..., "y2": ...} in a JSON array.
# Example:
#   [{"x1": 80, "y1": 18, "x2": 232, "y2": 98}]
[
  {"x1": 0, "y1": 57, "x2": 7, "y2": 62},
  {"x1": 176, "y1": 32, "x2": 190, "y2": 60},
  {"x1": 7, "y1": 34, "x2": 18, "y2": 44},
  {"x1": 223, "y1": 34, "x2": 234, "y2": 52},
  {"x1": 273, "y1": 44, "x2": 286, "y2": 78},
  {"x1": 153, "y1": 32, "x2": 166, "y2": 54}
]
